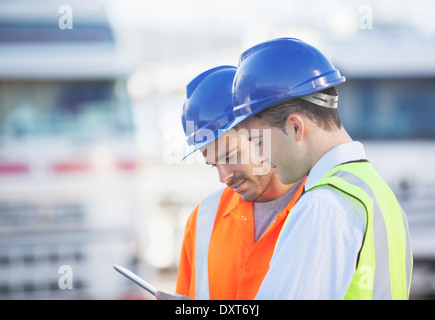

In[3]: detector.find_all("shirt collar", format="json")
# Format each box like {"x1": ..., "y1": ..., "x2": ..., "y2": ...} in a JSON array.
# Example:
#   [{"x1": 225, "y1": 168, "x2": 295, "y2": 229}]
[{"x1": 304, "y1": 141, "x2": 367, "y2": 190}]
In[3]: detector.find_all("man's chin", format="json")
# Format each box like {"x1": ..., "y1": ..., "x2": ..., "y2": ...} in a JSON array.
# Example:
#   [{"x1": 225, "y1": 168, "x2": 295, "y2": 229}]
[{"x1": 239, "y1": 190, "x2": 258, "y2": 202}]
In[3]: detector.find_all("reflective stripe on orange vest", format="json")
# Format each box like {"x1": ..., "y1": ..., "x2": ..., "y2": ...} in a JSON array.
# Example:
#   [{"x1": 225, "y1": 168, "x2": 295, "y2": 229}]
[{"x1": 195, "y1": 188, "x2": 225, "y2": 299}]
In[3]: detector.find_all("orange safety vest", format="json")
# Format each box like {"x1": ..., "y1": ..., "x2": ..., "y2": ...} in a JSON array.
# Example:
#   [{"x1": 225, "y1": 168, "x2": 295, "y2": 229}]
[{"x1": 175, "y1": 178, "x2": 306, "y2": 300}]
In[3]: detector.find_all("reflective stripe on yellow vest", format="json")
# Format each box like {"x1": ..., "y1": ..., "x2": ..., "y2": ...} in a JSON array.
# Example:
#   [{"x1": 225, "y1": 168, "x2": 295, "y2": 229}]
[{"x1": 304, "y1": 161, "x2": 413, "y2": 299}]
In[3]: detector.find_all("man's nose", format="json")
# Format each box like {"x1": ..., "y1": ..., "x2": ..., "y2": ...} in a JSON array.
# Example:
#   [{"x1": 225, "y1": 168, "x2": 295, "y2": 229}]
[{"x1": 216, "y1": 164, "x2": 234, "y2": 184}]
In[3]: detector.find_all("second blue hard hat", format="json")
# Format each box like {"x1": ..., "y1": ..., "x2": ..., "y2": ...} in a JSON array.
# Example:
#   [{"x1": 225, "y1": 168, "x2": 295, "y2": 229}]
[{"x1": 181, "y1": 65, "x2": 237, "y2": 160}]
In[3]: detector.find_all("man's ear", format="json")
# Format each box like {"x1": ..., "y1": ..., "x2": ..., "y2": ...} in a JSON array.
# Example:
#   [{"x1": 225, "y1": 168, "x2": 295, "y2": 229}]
[{"x1": 285, "y1": 114, "x2": 305, "y2": 141}]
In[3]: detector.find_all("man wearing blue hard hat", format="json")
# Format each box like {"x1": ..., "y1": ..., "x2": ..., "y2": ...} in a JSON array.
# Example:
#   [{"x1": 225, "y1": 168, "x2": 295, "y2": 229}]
[
  {"x1": 156, "y1": 65, "x2": 306, "y2": 300},
  {"x1": 231, "y1": 38, "x2": 413, "y2": 299}
]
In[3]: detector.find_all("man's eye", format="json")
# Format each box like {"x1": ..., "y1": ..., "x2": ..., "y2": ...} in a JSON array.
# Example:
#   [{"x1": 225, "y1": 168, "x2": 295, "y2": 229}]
[
  {"x1": 227, "y1": 153, "x2": 238, "y2": 163},
  {"x1": 254, "y1": 140, "x2": 263, "y2": 148}
]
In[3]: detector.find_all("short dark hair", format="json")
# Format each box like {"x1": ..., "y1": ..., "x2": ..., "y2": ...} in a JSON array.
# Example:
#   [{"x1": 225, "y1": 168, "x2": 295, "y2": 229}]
[{"x1": 253, "y1": 87, "x2": 342, "y2": 132}]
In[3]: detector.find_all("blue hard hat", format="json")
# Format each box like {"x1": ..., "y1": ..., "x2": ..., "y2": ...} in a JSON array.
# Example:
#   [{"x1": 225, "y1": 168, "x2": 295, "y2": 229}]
[
  {"x1": 230, "y1": 37, "x2": 346, "y2": 127},
  {"x1": 181, "y1": 65, "x2": 237, "y2": 160}
]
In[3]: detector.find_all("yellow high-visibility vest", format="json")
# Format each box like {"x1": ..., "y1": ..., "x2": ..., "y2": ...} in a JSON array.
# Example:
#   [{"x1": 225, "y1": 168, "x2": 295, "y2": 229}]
[{"x1": 280, "y1": 161, "x2": 413, "y2": 299}]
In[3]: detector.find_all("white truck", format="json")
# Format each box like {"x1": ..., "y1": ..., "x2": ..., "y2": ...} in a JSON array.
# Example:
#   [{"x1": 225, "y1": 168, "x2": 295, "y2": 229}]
[
  {"x1": 0, "y1": 1, "x2": 144, "y2": 299},
  {"x1": 328, "y1": 31, "x2": 435, "y2": 298}
]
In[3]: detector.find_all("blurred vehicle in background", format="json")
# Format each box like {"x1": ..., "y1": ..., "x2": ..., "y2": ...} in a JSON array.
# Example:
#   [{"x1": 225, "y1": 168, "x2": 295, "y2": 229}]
[
  {"x1": 0, "y1": 1, "x2": 144, "y2": 299},
  {"x1": 333, "y1": 30, "x2": 435, "y2": 298}
]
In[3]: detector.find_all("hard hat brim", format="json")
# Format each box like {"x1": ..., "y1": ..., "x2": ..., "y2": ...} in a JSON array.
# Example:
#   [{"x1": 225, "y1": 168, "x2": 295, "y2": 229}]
[{"x1": 229, "y1": 75, "x2": 346, "y2": 130}]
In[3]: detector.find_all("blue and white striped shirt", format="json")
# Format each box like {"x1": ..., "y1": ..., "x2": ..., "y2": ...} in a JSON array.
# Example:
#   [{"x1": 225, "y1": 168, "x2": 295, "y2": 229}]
[{"x1": 255, "y1": 141, "x2": 368, "y2": 300}]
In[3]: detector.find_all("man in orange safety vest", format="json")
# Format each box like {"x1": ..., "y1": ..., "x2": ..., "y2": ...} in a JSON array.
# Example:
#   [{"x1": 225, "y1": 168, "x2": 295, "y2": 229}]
[{"x1": 156, "y1": 66, "x2": 305, "y2": 300}]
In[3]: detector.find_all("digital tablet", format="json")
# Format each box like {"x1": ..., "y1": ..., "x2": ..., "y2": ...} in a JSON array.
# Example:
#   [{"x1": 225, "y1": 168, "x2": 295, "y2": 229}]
[{"x1": 113, "y1": 264, "x2": 158, "y2": 296}]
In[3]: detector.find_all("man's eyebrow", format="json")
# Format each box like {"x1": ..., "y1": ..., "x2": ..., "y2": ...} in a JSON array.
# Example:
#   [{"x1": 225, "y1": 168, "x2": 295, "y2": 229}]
[
  {"x1": 204, "y1": 150, "x2": 230, "y2": 166},
  {"x1": 248, "y1": 135, "x2": 262, "y2": 142},
  {"x1": 217, "y1": 147, "x2": 238, "y2": 163},
  {"x1": 218, "y1": 149, "x2": 231, "y2": 162}
]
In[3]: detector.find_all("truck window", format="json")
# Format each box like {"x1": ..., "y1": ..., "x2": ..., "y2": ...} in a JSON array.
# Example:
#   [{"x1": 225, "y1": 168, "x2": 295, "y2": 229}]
[
  {"x1": 339, "y1": 78, "x2": 435, "y2": 140},
  {"x1": 0, "y1": 80, "x2": 133, "y2": 138},
  {"x1": 0, "y1": 21, "x2": 114, "y2": 44}
]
